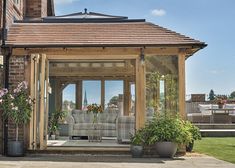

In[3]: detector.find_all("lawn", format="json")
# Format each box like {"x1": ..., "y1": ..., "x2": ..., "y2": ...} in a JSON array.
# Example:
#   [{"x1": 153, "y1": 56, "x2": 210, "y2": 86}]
[{"x1": 194, "y1": 137, "x2": 235, "y2": 164}]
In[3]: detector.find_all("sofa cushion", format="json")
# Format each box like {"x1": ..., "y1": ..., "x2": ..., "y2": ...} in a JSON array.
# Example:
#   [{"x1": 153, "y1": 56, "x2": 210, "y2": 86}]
[
  {"x1": 224, "y1": 104, "x2": 235, "y2": 114},
  {"x1": 98, "y1": 112, "x2": 107, "y2": 123},
  {"x1": 198, "y1": 104, "x2": 215, "y2": 115},
  {"x1": 73, "y1": 123, "x2": 103, "y2": 130},
  {"x1": 84, "y1": 112, "x2": 93, "y2": 123},
  {"x1": 107, "y1": 112, "x2": 118, "y2": 123},
  {"x1": 72, "y1": 110, "x2": 84, "y2": 123},
  {"x1": 73, "y1": 123, "x2": 94, "y2": 130},
  {"x1": 100, "y1": 123, "x2": 116, "y2": 130}
]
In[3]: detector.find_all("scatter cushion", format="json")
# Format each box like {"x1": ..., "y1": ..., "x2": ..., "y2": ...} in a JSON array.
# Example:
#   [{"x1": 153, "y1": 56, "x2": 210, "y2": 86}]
[
  {"x1": 107, "y1": 112, "x2": 118, "y2": 123},
  {"x1": 72, "y1": 110, "x2": 84, "y2": 123},
  {"x1": 198, "y1": 104, "x2": 213, "y2": 115},
  {"x1": 224, "y1": 104, "x2": 235, "y2": 114},
  {"x1": 98, "y1": 112, "x2": 107, "y2": 123}
]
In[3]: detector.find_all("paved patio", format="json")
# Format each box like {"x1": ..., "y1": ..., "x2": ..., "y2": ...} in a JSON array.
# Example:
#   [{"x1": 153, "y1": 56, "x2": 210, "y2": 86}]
[{"x1": 0, "y1": 154, "x2": 234, "y2": 168}]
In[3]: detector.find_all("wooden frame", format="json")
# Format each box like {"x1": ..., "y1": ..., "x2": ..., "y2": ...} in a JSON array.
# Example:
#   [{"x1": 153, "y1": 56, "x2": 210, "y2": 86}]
[{"x1": 25, "y1": 46, "x2": 189, "y2": 151}]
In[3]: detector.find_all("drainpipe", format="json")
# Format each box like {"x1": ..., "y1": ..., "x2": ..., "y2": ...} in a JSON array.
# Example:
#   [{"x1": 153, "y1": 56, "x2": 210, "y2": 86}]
[{"x1": 2, "y1": 0, "x2": 9, "y2": 156}]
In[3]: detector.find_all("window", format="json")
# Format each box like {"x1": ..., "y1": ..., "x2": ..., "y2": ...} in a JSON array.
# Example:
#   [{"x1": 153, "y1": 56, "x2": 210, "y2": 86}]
[
  {"x1": 105, "y1": 80, "x2": 123, "y2": 112},
  {"x1": 82, "y1": 80, "x2": 101, "y2": 109},
  {"x1": 62, "y1": 84, "x2": 76, "y2": 110}
]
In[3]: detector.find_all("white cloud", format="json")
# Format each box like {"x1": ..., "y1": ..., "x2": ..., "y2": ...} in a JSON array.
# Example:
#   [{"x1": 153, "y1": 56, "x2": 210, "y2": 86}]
[
  {"x1": 209, "y1": 69, "x2": 224, "y2": 74},
  {"x1": 151, "y1": 9, "x2": 166, "y2": 17},
  {"x1": 54, "y1": 0, "x2": 79, "y2": 5}
]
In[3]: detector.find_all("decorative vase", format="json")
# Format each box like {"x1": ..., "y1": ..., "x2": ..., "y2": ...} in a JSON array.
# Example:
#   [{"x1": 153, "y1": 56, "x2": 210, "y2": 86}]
[
  {"x1": 7, "y1": 141, "x2": 24, "y2": 157},
  {"x1": 93, "y1": 112, "x2": 98, "y2": 124}
]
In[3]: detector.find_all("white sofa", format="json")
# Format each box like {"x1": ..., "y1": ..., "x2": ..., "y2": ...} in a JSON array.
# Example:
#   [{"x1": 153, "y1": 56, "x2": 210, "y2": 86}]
[
  {"x1": 68, "y1": 108, "x2": 119, "y2": 139},
  {"x1": 224, "y1": 104, "x2": 235, "y2": 123},
  {"x1": 187, "y1": 103, "x2": 235, "y2": 123},
  {"x1": 187, "y1": 104, "x2": 218, "y2": 123}
]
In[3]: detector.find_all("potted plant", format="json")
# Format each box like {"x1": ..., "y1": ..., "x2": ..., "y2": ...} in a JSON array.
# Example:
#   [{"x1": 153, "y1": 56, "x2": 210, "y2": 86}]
[
  {"x1": 185, "y1": 121, "x2": 201, "y2": 152},
  {"x1": 130, "y1": 128, "x2": 145, "y2": 158},
  {"x1": 86, "y1": 103, "x2": 103, "y2": 124},
  {"x1": 144, "y1": 113, "x2": 192, "y2": 158},
  {"x1": 0, "y1": 81, "x2": 32, "y2": 156},
  {"x1": 48, "y1": 109, "x2": 66, "y2": 140},
  {"x1": 215, "y1": 95, "x2": 227, "y2": 109}
]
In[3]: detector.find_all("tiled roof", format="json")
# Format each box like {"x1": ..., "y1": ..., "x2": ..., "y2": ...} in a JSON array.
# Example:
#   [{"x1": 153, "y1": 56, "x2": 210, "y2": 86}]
[{"x1": 6, "y1": 22, "x2": 206, "y2": 47}]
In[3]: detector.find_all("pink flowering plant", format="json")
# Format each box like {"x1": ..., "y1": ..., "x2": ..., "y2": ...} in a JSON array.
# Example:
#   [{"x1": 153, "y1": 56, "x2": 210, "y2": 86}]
[{"x1": 0, "y1": 81, "x2": 32, "y2": 141}]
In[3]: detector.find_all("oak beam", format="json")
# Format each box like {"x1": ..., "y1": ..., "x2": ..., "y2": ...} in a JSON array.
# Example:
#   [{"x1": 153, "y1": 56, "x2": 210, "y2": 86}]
[
  {"x1": 178, "y1": 52, "x2": 186, "y2": 119},
  {"x1": 124, "y1": 79, "x2": 130, "y2": 116},
  {"x1": 29, "y1": 54, "x2": 35, "y2": 150},
  {"x1": 135, "y1": 58, "x2": 146, "y2": 130},
  {"x1": 49, "y1": 66, "x2": 135, "y2": 77},
  {"x1": 76, "y1": 81, "x2": 83, "y2": 110},
  {"x1": 12, "y1": 47, "x2": 187, "y2": 57},
  {"x1": 44, "y1": 58, "x2": 49, "y2": 148},
  {"x1": 39, "y1": 54, "x2": 46, "y2": 150},
  {"x1": 101, "y1": 79, "x2": 105, "y2": 109}
]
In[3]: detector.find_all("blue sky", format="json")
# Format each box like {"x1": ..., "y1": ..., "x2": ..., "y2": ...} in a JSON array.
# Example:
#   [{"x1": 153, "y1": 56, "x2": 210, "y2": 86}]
[
  {"x1": 63, "y1": 81, "x2": 125, "y2": 105},
  {"x1": 55, "y1": 0, "x2": 235, "y2": 99}
]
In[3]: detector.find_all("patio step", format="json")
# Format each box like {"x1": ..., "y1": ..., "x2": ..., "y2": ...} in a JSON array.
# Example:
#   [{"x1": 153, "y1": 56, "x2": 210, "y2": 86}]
[
  {"x1": 195, "y1": 123, "x2": 235, "y2": 129},
  {"x1": 195, "y1": 124, "x2": 235, "y2": 137},
  {"x1": 200, "y1": 129, "x2": 235, "y2": 137}
]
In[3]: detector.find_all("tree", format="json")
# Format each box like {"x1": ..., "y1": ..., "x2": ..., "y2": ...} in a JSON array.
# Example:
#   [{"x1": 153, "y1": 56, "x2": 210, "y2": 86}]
[
  {"x1": 230, "y1": 91, "x2": 235, "y2": 99},
  {"x1": 208, "y1": 89, "x2": 215, "y2": 101},
  {"x1": 108, "y1": 96, "x2": 119, "y2": 107}
]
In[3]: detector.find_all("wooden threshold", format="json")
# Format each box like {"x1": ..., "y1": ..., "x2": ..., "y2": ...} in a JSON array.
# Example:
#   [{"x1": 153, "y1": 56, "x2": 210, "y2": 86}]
[
  {"x1": 46, "y1": 146, "x2": 130, "y2": 151},
  {"x1": 27, "y1": 146, "x2": 130, "y2": 155}
]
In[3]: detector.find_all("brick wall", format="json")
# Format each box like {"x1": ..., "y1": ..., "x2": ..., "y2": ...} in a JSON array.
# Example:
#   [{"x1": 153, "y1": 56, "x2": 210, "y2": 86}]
[
  {"x1": 8, "y1": 56, "x2": 25, "y2": 141},
  {"x1": 6, "y1": 0, "x2": 24, "y2": 28},
  {"x1": 0, "y1": 0, "x2": 51, "y2": 154},
  {"x1": 0, "y1": 1, "x2": 2, "y2": 28},
  {"x1": 25, "y1": 0, "x2": 47, "y2": 18}
]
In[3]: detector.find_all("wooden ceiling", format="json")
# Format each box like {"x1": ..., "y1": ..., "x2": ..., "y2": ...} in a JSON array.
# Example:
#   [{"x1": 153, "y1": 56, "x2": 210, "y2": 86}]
[{"x1": 49, "y1": 60, "x2": 135, "y2": 79}]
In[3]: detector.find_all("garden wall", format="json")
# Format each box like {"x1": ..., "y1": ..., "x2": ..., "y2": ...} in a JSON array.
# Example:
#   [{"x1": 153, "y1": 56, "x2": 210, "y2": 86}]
[{"x1": 8, "y1": 56, "x2": 25, "y2": 142}]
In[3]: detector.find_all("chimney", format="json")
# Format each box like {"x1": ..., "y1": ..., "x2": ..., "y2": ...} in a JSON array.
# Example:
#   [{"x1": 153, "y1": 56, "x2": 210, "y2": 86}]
[{"x1": 25, "y1": 0, "x2": 47, "y2": 18}]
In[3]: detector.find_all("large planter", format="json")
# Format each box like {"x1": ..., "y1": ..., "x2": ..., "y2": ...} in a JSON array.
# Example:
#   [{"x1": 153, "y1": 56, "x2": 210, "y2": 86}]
[
  {"x1": 7, "y1": 141, "x2": 24, "y2": 157},
  {"x1": 155, "y1": 142, "x2": 177, "y2": 158},
  {"x1": 130, "y1": 145, "x2": 143, "y2": 158}
]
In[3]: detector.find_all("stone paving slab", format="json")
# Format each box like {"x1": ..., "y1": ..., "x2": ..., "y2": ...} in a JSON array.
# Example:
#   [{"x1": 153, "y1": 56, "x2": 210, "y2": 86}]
[{"x1": 0, "y1": 154, "x2": 234, "y2": 168}]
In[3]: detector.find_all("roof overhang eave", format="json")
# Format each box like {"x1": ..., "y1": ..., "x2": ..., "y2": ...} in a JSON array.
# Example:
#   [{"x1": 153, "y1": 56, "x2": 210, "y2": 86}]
[{"x1": 4, "y1": 43, "x2": 207, "y2": 49}]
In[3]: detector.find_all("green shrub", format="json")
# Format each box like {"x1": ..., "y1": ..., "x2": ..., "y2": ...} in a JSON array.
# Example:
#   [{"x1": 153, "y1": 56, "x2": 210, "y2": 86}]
[
  {"x1": 130, "y1": 128, "x2": 145, "y2": 145},
  {"x1": 143, "y1": 113, "x2": 192, "y2": 145}
]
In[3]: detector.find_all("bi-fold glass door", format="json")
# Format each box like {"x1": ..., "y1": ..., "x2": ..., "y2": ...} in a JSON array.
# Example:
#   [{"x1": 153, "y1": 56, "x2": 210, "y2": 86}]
[{"x1": 29, "y1": 54, "x2": 49, "y2": 150}]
